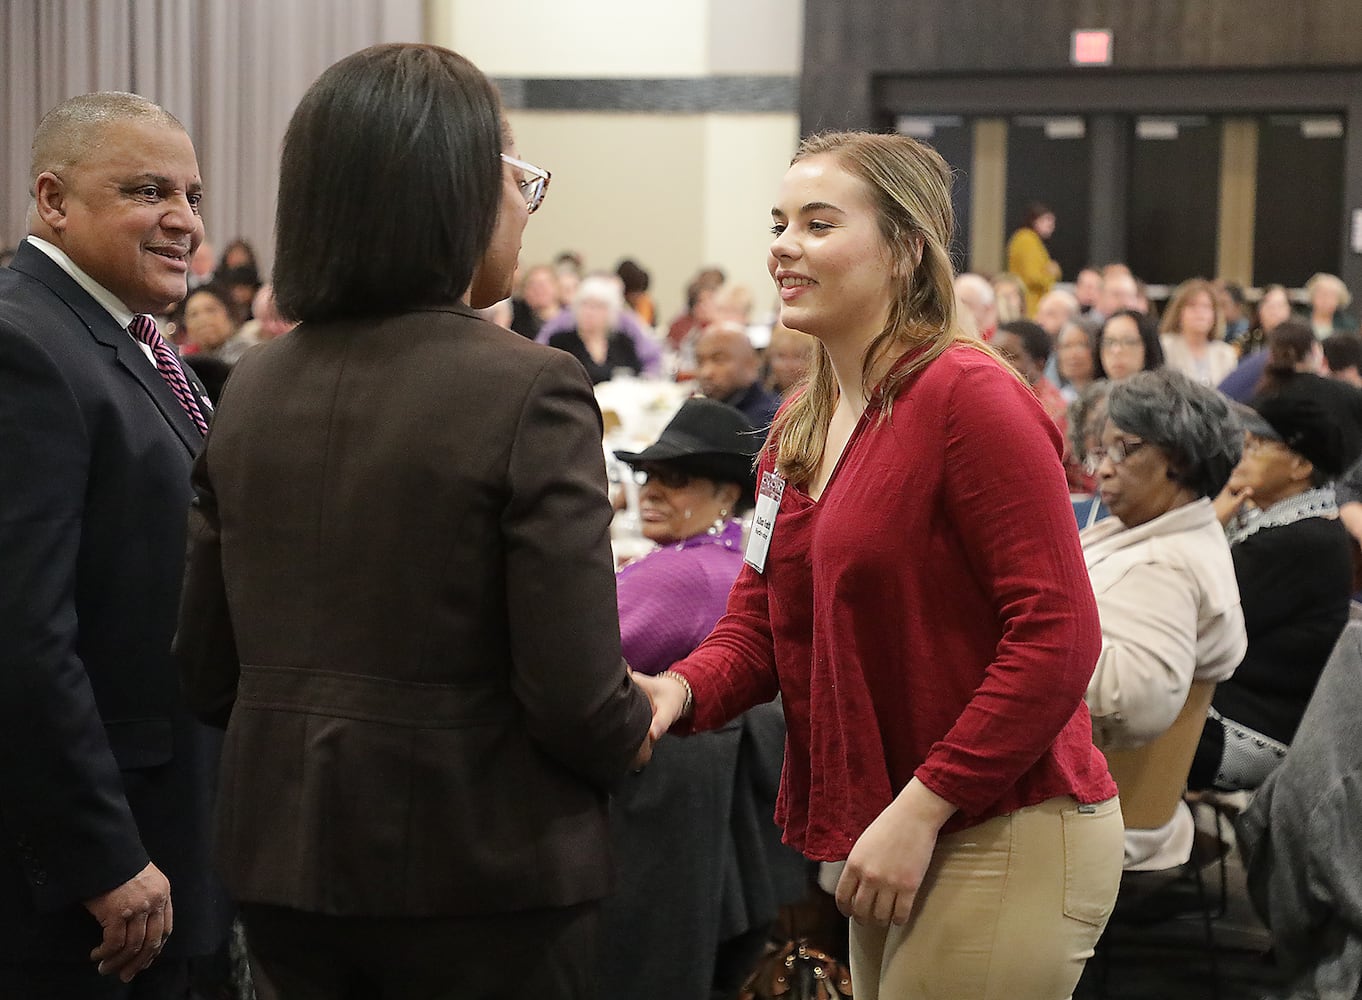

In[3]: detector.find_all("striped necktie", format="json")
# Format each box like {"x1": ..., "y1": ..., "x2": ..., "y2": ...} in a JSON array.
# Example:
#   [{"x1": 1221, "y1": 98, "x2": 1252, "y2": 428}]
[{"x1": 128, "y1": 314, "x2": 209, "y2": 436}]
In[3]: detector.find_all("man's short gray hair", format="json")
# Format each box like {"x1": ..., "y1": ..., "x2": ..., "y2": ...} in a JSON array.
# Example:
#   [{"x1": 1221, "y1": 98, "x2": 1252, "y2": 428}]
[
  {"x1": 953, "y1": 272, "x2": 994, "y2": 305},
  {"x1": 1106, "y1": 368, "x2": 1242, "y2": 499},
  {"x1": 31, "y1": 92, "x2": 183, "y2": 189}
]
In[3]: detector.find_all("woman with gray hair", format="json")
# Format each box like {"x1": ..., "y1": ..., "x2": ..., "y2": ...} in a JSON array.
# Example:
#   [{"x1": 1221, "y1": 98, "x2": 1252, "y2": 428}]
[
  {"x1": 548, "y1": 273, "x2": 643, "y2": 383},
  {"x1": 1080, "y1": 369, "x2": 1248, "y2": 869},
  {"x1": 1306, "y1": 272, "x2": 1357, "y2": 339}
]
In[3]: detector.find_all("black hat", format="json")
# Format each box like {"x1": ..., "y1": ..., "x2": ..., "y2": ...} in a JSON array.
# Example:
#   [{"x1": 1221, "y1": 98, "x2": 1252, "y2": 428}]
[
  {"x1": 1250, "y1": 393, "x2": 1345, "y2": 478},
  {"x1": 614, "y1": 397, "x2": 761, "y2": 498}
]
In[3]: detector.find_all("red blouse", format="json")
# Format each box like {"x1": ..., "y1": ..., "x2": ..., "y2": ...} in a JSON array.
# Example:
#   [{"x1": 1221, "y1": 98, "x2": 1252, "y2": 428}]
[{"x1": 671, "y1": 345, "x2": 1116, "y2": 860}]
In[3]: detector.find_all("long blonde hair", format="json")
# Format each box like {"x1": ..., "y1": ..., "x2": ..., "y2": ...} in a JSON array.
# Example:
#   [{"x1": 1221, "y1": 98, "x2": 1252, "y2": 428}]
[
  {"x1": 1159, "y1": 278, "x2": 1225, "y2": 342},
  {"x1": 769, "y1": 131, "x2": 1003, "y2": 484}
]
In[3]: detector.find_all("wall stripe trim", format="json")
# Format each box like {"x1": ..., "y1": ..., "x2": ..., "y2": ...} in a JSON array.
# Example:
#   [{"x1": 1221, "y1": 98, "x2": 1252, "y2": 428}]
[{"x1": 493, "y1": 76, "x2": 796, "y2": 113}]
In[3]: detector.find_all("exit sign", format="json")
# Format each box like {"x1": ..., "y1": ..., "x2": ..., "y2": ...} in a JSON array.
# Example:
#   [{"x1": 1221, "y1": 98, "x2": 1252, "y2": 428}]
[{"x1": 1071, "y1": 29, "x2": 1113, "y2": 66}]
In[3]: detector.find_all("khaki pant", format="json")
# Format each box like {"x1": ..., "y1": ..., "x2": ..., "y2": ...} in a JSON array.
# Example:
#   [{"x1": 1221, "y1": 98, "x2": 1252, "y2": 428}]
[{"x1": 850, "y1": 795, "x2": 1123, "y2": 1000}]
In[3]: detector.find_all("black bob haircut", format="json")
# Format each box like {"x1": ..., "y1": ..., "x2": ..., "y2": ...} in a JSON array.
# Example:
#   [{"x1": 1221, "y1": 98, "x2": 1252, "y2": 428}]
[
  {"x1": 1094, "y1": 309, "x2": 1164, "y2": 380},
  {"x1": 273, "y1": 44, "x2": 503, "y2": 323}
]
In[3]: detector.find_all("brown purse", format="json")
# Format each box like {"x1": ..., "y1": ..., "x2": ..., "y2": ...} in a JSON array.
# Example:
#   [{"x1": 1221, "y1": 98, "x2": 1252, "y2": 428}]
[{"x1": 738, "y1": 939, "x2": 853, "y2": 1000}]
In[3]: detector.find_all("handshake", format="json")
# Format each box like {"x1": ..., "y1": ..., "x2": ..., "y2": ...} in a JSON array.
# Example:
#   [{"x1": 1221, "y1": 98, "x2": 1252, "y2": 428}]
[{"x1": 626, "y1": 669, "x2": 694, "y2": 770}]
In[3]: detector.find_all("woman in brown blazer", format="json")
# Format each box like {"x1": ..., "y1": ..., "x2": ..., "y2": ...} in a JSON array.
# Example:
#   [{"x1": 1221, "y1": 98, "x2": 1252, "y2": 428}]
[{"x1": 174, "y1": 44, "x2": 653, "y2": 999}]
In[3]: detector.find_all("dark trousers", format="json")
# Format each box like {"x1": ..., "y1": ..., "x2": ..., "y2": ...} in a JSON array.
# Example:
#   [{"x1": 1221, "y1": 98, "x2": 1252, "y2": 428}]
[
  {"x1": 241, "y1": 901, "x2": 599, "y2": 1000},
  {"x1": 0, "y1": 957, "x2": 190, "y2": 999}
]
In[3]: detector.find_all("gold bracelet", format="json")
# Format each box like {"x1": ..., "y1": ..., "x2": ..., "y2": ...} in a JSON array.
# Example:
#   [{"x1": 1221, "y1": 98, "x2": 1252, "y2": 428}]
[{"x1": 659, "y1": 670, "x2": 694, "y2": 718}]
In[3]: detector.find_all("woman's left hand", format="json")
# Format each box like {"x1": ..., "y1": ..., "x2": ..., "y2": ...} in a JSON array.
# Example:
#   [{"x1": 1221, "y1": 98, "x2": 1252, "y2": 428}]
[{"x1": 835, "y1": 779, "x2": 956, "y2": 927}]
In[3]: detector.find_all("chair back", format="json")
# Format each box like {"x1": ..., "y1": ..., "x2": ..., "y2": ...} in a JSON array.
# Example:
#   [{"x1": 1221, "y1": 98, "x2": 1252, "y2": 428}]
[{"x1": 1101, "y1": 680, "x2": 1215, "y2": 831}]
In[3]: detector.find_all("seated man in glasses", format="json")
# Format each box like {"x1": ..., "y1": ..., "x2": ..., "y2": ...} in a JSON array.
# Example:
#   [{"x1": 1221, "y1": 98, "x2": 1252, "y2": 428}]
[{"x1": 1079, "y1": 369, "x2": 1246, "y2": 870}]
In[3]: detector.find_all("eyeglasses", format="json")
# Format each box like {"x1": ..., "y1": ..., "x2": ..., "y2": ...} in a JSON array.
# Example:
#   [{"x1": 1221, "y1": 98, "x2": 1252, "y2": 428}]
[
  {"x1": 1084, "y1": 438, "x2": 1147, "y2": 475},
  {"x1": 501, "y1": 153, "x2": 551, "y2": 215},
  {"x1": 1101, "y1": 335, "x2": 1143, "y2": 351},
  {"x1": 632, "y1": 465, "x2": 694, "y2": 489}
]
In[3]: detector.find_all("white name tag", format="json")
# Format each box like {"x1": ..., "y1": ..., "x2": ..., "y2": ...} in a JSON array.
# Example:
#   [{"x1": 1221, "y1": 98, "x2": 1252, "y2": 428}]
[{"x1": 744, "y1": 471, "x2": 786, "y2": 574}]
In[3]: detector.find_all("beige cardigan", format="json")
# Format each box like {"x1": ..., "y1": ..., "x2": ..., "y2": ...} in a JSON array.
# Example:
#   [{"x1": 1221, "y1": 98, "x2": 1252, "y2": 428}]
[
  {"x1": 1159, "y1": 334, "x2": 1240, "y2": 387},
  {"x1": 1081, "y1": 498, "x2": 1246, "y2": 752}
]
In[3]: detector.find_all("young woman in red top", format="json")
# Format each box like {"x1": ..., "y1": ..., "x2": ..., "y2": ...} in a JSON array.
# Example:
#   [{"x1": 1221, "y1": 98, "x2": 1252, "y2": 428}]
[{"x1": 636, "y1": 131, "x2": 1121, "y2": 999}]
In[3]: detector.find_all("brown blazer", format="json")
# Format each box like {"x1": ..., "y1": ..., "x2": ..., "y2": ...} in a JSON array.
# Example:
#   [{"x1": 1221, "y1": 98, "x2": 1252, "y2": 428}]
[{"x1": 174, "y1": 304, "x2": 651, "y2": 918}]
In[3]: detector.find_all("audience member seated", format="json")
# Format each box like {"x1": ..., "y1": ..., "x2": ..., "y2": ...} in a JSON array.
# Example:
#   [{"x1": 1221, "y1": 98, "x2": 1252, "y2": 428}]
[
  {"x1": 237, "y1": 284, "x2": 296, "y2": 345},
  {"x1": 1236, "y1": 621, "x2": 1362, "y2": 1000},
  {"x1": 1133, "y1": 278, "x2": 1159, "y2": 322},
  {"x1": 1218, "y1": 283, "x2": 1296, "y2": 401},
  {"x1": 709, "y1": 282, "x2": 754, "y2": 326},
  {"x1": 553, "y1": 252, "x2": 581, "y2": 307},
  {"x1": 216, "y1": 238, "x2": 263, "y2": 322},
  {"x1": 954, "y1": 272, "x2": 997, "y2": 340},
  {"x1": 1306, "y1": 272, "x2": 1358, "y2": 338},
  {"x1": 1080, "y1": 369, "x2": 1246, "y2": 869},
  {"x1": 992, "y1": 272, "x2": 1027, "y2": 324},
  {"x1": 1255, "y1": 319, "x2": 1362, "y2": 469},
  {"x1": 218, "y1": 268, "x2": 262, "y2": 325},
  {"x1": 539, "y1": 272, "x2": 662, "y2": 375},
  {"x1": 181, "y1": 285, "x2": 254, "y2": 364},
  {"x1": 1323, "y1": 332, "x2": 1362, "y2": 387},
  {"x1": 694, "y1": 321, "x2": 780, "y2": 428},
  {"x1": 547, "y1": 274, "x2": 644, "y2": 384},
  {"x1": 666, "y1": 268, "x2": 724, "y2": 349},
  {"x1": 509, "y1": 263, "x2": 559, "y2": 339},
  {"x1": 764, "y1": 322, "x2": 815, "y2": 398},
  {"x1": 997, "y1": 319, "x2": 1092, "y2": 496},
  {"x1": 993, "y1": 319, "x2": 1066, "y2": 428},
  {"x1": 1055, "y1": 319, "x2": 1097, "y2": 404},
  {"x1": 1038, "y1": 288, "x2": 1081, "y2": 386},
  {"x1": 1215, "y1": 279, "x2": 1252, "y2": 347},
  {"x1": 188, "y1": 239, "x2": 216, "y2": 289},
  {"x1": 617, "y1": 258, "x2": 655, "y2": 327},
  {"x1": 1037, "y1": 288, "x2": 1080, "y2": 338},
  {"x1": 1069, "y1": 381, "x2": 1112, "y2": 523},
  {"x1": 1095, "y1": 309, "x2": 1164, "y2": 382},
  {"x1": 1074, "y1": 266, "x2": 1103, "y2": 315},
  {"x1": 1159, "y1": 277, "x2": 1238, "y2": 386},
  {"x1": 1091, "y1": 266, "x2": 1139, "y2": 324},
  {"x1": 217, "y1": 237, "x2": 259, "y2": 276},
  {"x1": 1189, "y1": 395, "x2": 1351, "y2": 793},
  {"x1": 603, "y1": 399, "x2": 807, "y2": 1000}
]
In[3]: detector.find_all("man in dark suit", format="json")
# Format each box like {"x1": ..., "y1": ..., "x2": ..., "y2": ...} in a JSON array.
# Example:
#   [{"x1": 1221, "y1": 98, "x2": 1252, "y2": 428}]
[{"x1": 0, "y1": 92, "x2": 228, "y2": 997}]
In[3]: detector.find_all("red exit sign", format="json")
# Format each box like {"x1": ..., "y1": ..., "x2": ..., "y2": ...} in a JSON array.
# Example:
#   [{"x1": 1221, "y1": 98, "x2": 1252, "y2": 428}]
[{"x1": 1071, "y1": 29, "x2": 1113, "y2": 66}]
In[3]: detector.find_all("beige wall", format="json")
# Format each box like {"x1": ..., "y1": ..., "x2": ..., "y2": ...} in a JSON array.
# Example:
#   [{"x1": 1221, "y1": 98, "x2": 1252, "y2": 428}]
[
  {"x1": 505, "y1": 112, "x2": 798, "y2": 325},
  {"x1": 428, "y1": 0, "x2": 801, "y2": 324},
  {"x1": 506, "y1": 111, "x2": 707, "y2": 320},
  {"x1": 701, "y1": 115, "x2": 801, "y2": 321},
  {"x1": 431, "y1": 0, "x2": 711, "y2": 77}
]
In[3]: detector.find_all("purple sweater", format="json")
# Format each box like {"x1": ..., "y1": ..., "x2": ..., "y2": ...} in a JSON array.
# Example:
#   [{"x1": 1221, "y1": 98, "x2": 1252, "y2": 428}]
[
  {"x1": 616, "y1": 520, "x2": 744, "y2": 674},
  {"x1": 537, "y1": 307, "x2": 663, "y2": 376}
]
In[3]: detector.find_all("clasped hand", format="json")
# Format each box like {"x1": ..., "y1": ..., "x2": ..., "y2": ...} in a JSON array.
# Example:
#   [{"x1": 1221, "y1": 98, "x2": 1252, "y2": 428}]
[
  {"x1": 630, "y1": 671, "x2": 689, "y2": 741},
  {"x1": 83, "y1": 861, "x2": 173, "y2": 982}
]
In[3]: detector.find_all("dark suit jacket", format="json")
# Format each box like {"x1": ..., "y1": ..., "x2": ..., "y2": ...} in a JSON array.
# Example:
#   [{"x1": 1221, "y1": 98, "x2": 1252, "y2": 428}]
[
  {"x1": 174, "y1": 303, "x2": 653, "y2": 917},
  {"x1": 725, "y1": 380, "x2": 781, "y2": 429},
  {"x1": 0, "y1": 241, "x2": 229, "y2": 960}
]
